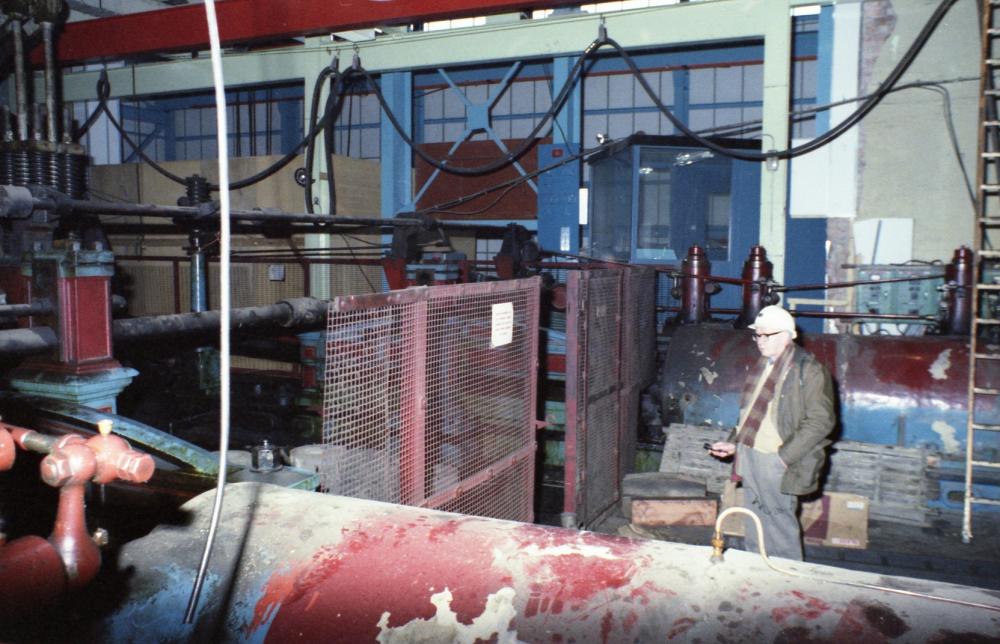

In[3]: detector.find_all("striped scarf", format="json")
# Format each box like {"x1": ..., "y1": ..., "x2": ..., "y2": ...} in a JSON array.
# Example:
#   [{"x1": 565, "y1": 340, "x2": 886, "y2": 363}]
[{"x1": 736, "y1": 344, "x2": 794, "y2": 448}]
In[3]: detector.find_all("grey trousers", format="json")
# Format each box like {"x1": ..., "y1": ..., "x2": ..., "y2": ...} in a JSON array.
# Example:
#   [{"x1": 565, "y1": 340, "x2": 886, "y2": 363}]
[{"x1": 736, "y1": 444, "x2": 803, "y2": 561}]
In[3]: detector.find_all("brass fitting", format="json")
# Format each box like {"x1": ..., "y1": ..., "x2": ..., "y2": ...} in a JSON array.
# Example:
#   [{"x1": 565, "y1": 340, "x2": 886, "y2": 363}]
[{"x1": 710, "y1": 530, "x2": 725, "y2": 564}]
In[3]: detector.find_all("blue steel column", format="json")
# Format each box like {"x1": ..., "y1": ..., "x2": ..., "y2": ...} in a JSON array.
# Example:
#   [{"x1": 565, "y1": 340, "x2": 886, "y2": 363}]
[
  {"x1": 380, "y1": 71, "x2": 413, "y2": 291},
  {"x1": 537, "y1": 56, "x2": 582, "y2": 256}
]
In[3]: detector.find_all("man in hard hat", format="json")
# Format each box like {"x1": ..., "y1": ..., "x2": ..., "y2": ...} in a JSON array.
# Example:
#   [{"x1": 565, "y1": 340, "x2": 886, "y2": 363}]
[{"x1": 708, "y1": 305, "x2": 835, "y2": 560}]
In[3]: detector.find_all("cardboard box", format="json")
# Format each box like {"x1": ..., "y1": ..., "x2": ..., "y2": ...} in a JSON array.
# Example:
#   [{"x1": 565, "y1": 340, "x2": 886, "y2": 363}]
[
  {"x1": 719, "y1": 486, "x2": 869, "y2": 549},
  {"x1": 719, "y1": 482, "x2": 745, "y2": 536},
  {"x1": 800, "y1": 492, "x2": 869, "y2": 549},
  {"x1": 632, "y1": 498, "x2": 718, "y2": 527}
]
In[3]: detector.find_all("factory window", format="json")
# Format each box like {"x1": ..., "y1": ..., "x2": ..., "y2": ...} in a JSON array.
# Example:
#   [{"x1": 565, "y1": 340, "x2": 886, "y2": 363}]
[
  {"x1": 332, "y1": 89, "x2": 381, "y2": 160},
  {"x1": 417, "y1": 78, "x2": 551, "y2": 144},
  {"x1": 118, "y1": 82, "x2": 304, "y2": 163}
]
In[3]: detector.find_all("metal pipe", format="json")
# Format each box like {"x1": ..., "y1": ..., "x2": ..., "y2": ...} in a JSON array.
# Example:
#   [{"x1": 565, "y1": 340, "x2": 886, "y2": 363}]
[
  {"x1": 738, "y1": 245, "x2": 774, "y2": 328},
  {"x1": 3, "y1": 190, "x2": 514, "y2": 234},
  {"x1": 0, "y1": 302, "x2": 54, "y2": 317},
  {"x1": 112, "y1": 297, "x2": 329, "y2": 343},
  {"x1": 0, "y1": 326, "x2": 59, "y2": 356},
  {"x1": 42, "y1": 22, "x2": 59, "y2": 143},
  {"x1": 11, "y1": 20, "x2": 29, "y2": 142},
  {"x1": 944, "y1": 245, "x2": 973, "y2": 335},
  {"x1": 8, "y1": 424, "x2": 59, "y2": 454},
  {"x1": 189, "y1": 234, "x2": 208, "y2": 313},
  {"x1": 776, "y1": 273, "x2": 946, "y2": 293},
  {"x1": 0, "y1": 298, "x2": 328, "y2": 357}
]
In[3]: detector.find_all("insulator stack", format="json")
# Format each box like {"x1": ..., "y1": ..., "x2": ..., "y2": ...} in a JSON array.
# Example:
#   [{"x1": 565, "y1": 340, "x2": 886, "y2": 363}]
[
  {"x1": 184, "y1": 174, "x2": 212, "y2": 205},
  {"x1": 64, "y1": 152, "x2": 89, "y2": 199}
]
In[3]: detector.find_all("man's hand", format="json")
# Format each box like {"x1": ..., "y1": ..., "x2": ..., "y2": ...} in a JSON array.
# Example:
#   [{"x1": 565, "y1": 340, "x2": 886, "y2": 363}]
[{"x1": 708, "y1": 441, "x2": 736, "y2": 459}]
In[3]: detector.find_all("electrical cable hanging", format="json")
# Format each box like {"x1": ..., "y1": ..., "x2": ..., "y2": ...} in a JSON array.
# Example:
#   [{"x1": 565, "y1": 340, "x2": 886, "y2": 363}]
[
  {"x1": 363, "y1": 0, "x2": 957, "y2": 170},
  {"x1": 606, "y1": 0, "x2": 958, "y2": 162},
  {"x1": 183, "y1": 0, "x2": 231, "y2": 625}
]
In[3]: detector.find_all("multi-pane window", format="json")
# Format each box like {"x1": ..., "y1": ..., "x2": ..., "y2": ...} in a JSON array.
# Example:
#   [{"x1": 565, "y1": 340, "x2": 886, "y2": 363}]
[
  {"x1": 332, "y1": 89, "x2": 381, "y2": 159},
  {"x1": 119, "y1": 83, "x2": 304, "y2": 162},
  {"x1": 417, "y1": 77, "x2": 552, "y2": 144}
]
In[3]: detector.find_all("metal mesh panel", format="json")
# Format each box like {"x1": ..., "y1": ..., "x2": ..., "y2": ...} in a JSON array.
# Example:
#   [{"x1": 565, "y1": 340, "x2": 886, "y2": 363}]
[
  {"x1": 619, "y1": 267, "x2": 657, "y2": 475},
  {"x1": 321, "y1": 278, "x2": 539, "y2": 523},
  {"x1": 565, "y1": 269, "x2": 623, "y2": 526}
]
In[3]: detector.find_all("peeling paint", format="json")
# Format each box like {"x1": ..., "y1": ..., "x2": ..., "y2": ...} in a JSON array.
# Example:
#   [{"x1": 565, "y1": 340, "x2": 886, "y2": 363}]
[
  {"x1": 518, "y1": 543, "x2": 620, "y2": 560},
  {"x1": 699, "y1": 367, "x2": 718, "y2": 385},
  {"x1": 929, "y1": 349, "x2": 952, "y2": 380},
  {"x1": 376, "y1": 587, "x2": 522, "y2": 644},
  {"x1": 931, "y1": 421, "x2": 961, "y2": 454}
]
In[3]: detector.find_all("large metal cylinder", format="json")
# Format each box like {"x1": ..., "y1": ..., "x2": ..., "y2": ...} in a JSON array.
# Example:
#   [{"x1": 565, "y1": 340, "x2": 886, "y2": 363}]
[
  {"x1": 659, "y1": 324, "x2": 1000, "y2": 457},
  {"x1": 75, "y1": 483, "x2": 1000, "y2": 642},
  {"x1": 944, "y1": 246, "x2": 973, "y2": 335},
  {"x1": 672, "y1": 245, "x2": 716, "y2": 324},
  {"x1": 738, "y1": 244, "x2": 773, "y2": 328}
]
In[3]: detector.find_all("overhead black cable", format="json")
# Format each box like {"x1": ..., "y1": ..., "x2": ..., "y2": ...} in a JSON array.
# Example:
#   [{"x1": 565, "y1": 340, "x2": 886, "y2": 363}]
[{"x1": 607, "y1": 0, "x2": 958, "y2": 162}]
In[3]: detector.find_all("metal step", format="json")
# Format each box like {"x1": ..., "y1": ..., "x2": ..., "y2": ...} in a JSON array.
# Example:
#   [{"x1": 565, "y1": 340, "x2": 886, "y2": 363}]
[
  {"x1": 971, "y1": 460, "x2": 1000, "y2": 469},
  {"x1": 972, "y1": 387, "x2": 1000, "y2": 395},
  {"x1": 970, "y1": 496, "x2": 1000, "y2": 507},
  {"x1": 973, "y1": 318, "x2": 1000, "y2": 325},
  {"x1": 979, "y1": 218, "x2": 1000, "y2": 226},
  {"x1": 975, "y1": 283, "x2": 1000, "y2": 290},
  {"x1": 980, "y1": 250, "x2": 1000, "y2": 258},
  {"x1": 973, "y1": 352, "x2": 1000, "y2": 360},
  {"x1": 982, "y1": 184, "x2": 1000, "y2": 192},
  {"x1": 971, "y1": 422, "x2": 1000, "y2": 431},
  {"x1": 987, "y1": 121, "x2": 1000, "y2": 127},
  {"x1": 984, "y1": 151, "x2": 1000, "y2": 158}
]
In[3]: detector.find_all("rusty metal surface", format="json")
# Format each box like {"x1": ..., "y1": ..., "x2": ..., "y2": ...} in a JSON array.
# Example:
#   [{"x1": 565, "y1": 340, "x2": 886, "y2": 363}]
[
  {"x1": 321, "y1": 278, "x2": 539, "y2": 522},
  {"x1": 565, "y1": 269, "x2": 624, "y2": 526},
  {"x1": 89, "y1": 483, "x2": 1000, "y2": 643},
  {"x1": 659, "y1": 324, "x2": 1000, "y2": 456},
  {"x1": 620, "y1": 267, "x2": 657, "y2": 478},
  {"x1": 0, "y1": 535, "x2": 68, "y2": 623}
]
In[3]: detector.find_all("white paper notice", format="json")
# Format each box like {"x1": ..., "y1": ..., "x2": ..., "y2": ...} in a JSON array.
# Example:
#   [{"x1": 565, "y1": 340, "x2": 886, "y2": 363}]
[{"x1": 491, "y1": 302, "x2": 514, "y2": 348}]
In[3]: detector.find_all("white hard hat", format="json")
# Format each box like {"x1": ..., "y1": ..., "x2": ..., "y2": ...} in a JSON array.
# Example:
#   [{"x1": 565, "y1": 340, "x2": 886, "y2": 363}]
[{"x1": 749, "y1": 305, "x2": 797, "y2": 339}]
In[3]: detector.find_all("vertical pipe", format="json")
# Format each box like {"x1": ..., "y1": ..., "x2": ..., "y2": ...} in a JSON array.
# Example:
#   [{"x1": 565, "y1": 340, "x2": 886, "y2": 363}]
[
  {"x1": 945, "y1": 246, "x2": 973, "y2": 335},
  {"x1": 674, "y1": 245, "x2": 712, "y2": 324},
  {"x1": 11, "y1": 20, "x2": 29, "y2": 142},
  {"x1": 561, "y1": 271, "x2": 582, "y2": 528},
  {"x1": 739, "y1": 245, "x2": 773, "y2": 328},
  {"x1": 190, "y1": 233, "x2": 208, "y2": 313},
  {"x1": 42, "y1": 22, "x2": 59, "y2": 144}
]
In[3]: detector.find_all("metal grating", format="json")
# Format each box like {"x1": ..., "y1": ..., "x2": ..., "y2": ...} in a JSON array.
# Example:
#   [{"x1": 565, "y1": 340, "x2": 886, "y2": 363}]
[
  {"x1": 565, "y1": 269, "x2": 623, "y2": 527},
  {"x1": 321, "y1": 278, "x2": 540, "y2": 523},
  {"x1": 620, "y1": 267, "x2": 657, "y2": 477}
]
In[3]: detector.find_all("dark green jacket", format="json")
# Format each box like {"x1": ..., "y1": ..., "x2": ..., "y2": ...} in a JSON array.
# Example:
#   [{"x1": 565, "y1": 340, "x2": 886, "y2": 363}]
[{"x1": 728, "y1": 345, "x2": 836, "y2": 495}]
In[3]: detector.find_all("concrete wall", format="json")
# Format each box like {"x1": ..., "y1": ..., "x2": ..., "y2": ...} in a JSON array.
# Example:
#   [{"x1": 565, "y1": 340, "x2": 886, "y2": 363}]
[{"x1": 856, "y1": 0, "x2": 980, "y2": 263}]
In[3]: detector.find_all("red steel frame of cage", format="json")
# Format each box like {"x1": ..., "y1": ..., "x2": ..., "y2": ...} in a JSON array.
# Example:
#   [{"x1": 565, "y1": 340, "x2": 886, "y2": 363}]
[
  {"x1": 321, "y1": 277, "x2": 540, "y2": 523},
  {"x1": 563, "y1": 267, "x2": 656, "y2": 528}
]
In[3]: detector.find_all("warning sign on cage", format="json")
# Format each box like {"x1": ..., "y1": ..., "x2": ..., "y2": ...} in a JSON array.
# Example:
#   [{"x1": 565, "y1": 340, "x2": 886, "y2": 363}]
[{"x1": 491, "y1": 302, "x2": 514, "y2": 348}]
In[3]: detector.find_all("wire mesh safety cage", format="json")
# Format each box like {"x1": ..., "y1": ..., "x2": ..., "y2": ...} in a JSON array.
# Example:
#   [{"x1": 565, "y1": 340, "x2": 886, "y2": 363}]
[
  {"x1": 620, "y1": 267, "x2": 658, "y2": 479},
  {"x1": 320, "y1": 277, "x2": 541, "y2": 523},
  {"x1": 564, "y1": 267, "x2": 656, "y2": 527}
]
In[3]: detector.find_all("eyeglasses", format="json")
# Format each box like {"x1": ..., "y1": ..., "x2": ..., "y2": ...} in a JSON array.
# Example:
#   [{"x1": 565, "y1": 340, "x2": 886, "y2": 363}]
[{"x1": 751, "y1": 331, "x2": 784, "y2": 341}]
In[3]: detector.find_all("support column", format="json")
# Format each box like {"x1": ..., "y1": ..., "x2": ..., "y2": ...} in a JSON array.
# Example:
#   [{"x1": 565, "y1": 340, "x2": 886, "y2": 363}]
[
  {"x1": 758, "y1": 1, "x2": 794, "y2": 284},
  {"x1": 538, "y1": 56, "x2": 582, "y2": 256},
  {"x1": 9, "y1": 244, "x2": 136, "y2": 412},
  {"x1": 380, "y1": 71, "x2": 413, "y2": 292}
]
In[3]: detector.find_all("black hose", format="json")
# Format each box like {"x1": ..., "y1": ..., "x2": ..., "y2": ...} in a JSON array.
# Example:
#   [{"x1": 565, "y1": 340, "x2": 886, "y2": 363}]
[
  {"x1": 607, "y1": 0, "x2": 958, "y2": 162},
  {"x1": 359, "y1": 35, "x2": 596, "y2": 176},
  {"x1": 304, "y1": 66, "x2": 335, "y2": 213}
]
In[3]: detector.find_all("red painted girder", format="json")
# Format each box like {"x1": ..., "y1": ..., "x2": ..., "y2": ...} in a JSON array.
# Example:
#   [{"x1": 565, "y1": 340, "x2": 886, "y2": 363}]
[{"x1": 42, "y1": 0, "x2": 587, "y2": 66}]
